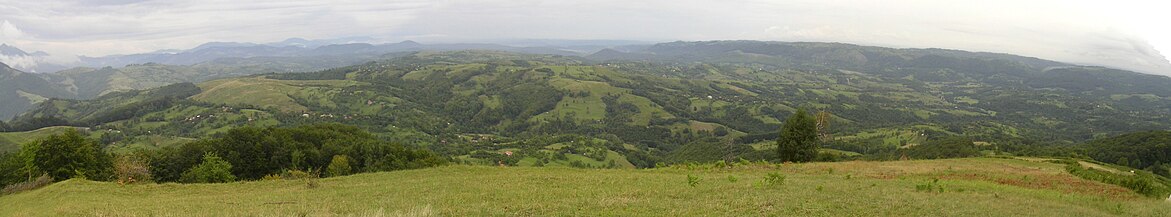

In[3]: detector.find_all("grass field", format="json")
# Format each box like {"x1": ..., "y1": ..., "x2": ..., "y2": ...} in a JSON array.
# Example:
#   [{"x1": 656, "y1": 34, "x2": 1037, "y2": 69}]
[
  {"x1": 3, "y1": 158, "x2": 1169, "y2": 216},
  {"x1": 0, "y1": 126, "x2": 87, "y2": 153},
  {"x1": 192, "y1": 77, "x2": 358, "y2": 113}
]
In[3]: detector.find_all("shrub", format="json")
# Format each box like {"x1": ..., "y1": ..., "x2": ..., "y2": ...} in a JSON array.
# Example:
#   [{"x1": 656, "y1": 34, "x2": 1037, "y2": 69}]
[
  {"x1": 23, "y1": 130, "x2": 113, "y2": 181},
  {"x1": 261, "y1": 174, "x2": 283, "y2": 181},
  {"x1": 687, "y1": 174, "x2": 700, "y2": 187},
  {"x1": 326, "y1": 155, "x2": 352, "y2": 177},
  {"x1": 916, "y1": 178, "x2": 944, "y2": 193},
  {"x1": 764, "y1": 172, "x2": 785, "y2": 187},
  {"x1": 180, "y1": 153, "x2": 236, "y2": 183},
  {"x1": 282, "y1": 169, "x2": 315, "y2": 180},
  {"x1": 114, "y1": 155, "x2": 152, "y2": 184},
  {"x1": 738, "y1": 158, "x2": 752, "y2": 166},
  {"x1": 2, "y1": 174, "x2": 53, "y2": 195}
]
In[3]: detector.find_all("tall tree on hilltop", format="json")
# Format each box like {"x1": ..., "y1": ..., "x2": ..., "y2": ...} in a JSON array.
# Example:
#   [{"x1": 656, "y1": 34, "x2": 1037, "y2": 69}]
[{"x1": 777, "y1": 108, "x2": 818, "y2": 162}]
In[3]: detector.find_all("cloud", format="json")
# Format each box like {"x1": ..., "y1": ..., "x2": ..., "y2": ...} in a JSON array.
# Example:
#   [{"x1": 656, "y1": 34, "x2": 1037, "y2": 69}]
[
  {"x1": 0, "y1": 20, "x2": 25, "y2": 42},
  {"x1": 0, "y1": 0, "x2": 431, "y2": 55},
  {"x1": 0, "y1": 55, "x2": 44, "y2": 72},
  {"x1": 0, "y1": 0, "x2": 1167, "y2": 76}
]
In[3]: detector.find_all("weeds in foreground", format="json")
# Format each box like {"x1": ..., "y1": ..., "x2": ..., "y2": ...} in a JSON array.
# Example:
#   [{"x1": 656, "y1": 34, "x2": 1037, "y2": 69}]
[
  {"x1": 354, "y1": 205, "x2": 434, "y2": 217},
  {"x1": 1, "y1": 173, "x2": 53, "y2": 195},
  {"x1": 687, "y1": 174, "x2": 700, "y2": 187},
  {"x1": 762, "y1": 172, "x2": 785, "y2": 187},
  {"x1": 916, "y1": 178, "x2": 944, "y2": 193},
  {"x1": 262, "y1": 168, "x2": 321, "y2": 189}
]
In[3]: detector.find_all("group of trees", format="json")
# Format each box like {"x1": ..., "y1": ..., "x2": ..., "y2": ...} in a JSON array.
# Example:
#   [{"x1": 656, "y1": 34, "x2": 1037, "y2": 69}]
[
  {"x1": 774, "y1": 108, "x2": 986, "y2": 162},
  {"x1": 146, "y1": 123, "x2": 445, "y2": 182},
  {"x1": 0, "y1": 123, "x2": 446, "y2": 189},
  {"x1": 1081, "y1": 131, "x2": 1171, "y2": 177},
  {"x1": 1, "y1": 130, "x2": 113, "y2": 187}
]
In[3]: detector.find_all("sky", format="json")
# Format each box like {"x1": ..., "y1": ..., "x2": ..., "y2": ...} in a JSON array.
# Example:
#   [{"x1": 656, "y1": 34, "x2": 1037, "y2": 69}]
[{"x1": 0, "y1": 0, "x2": 1169, "y2": 76}]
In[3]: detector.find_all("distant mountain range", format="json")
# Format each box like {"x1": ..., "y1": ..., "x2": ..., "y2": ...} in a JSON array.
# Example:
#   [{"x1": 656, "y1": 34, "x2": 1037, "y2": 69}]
[
  {"x1": 0, "y1": 40, "x2": 644, "y2": 119},
  {"x1": 0, "y1": 39, "x2": 629, "y2": 74}
]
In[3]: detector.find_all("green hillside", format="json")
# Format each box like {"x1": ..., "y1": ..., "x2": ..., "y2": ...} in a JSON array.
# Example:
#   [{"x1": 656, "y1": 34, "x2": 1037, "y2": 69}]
[
  {"x1": 3, "y1": 158, "x2": 1169, "y2": 216},
  {"x1": 5, "y1": 43, "x2": 1171, "y2": 167},
  {"x1": 0, "y1": 54, "x2": 383, "y2": 121},
  {"x1": 0, "y1": 126, "x2": 86, "y2": 153}
]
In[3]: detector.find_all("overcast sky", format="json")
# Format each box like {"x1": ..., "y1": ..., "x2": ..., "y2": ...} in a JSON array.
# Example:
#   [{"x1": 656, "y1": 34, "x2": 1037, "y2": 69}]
[{"x1": 1, "y1": 0, "x2": 1169, "y2": 75}]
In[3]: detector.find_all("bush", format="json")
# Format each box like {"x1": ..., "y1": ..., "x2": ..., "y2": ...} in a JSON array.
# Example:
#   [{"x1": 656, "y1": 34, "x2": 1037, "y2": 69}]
[
  {"x1": 687, "y1": 174, "x2": 700, "y2": 187},
  {"x1": 0, "y1": 153, "x2": 29, "y2": 187},
  {"x1": 22, "y1": 130, "x2": 113, "y2": 181},
  {"x1": 326, "y1": 155, "x2": 352, "y2": 177},
  {"x1": 114, "y1": 155, "x2": 153, "y2": 184},
  {"x1": 915, "y1": 178, "x2": 944, "y2": 193},
  {"x1": 764, "y1": 172, "x2": 785, "y2": 187},
  {"x1": 180, "y1": 153, "x2": 236, "y2": 183},
  {"x1": 2, "y1": 174, "x2": 53, "y2": 195}
]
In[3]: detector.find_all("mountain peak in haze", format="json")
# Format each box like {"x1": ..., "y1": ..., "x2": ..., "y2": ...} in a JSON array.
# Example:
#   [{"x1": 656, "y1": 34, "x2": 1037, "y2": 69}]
[
  {"x1": 189, "y1": 42, "x2": 260, "y2": 52},
  {"x1": 0, "y1": 44, "x2": 31, "y2": 56},
  {"x1": 398, "y1": 40, "x2": 422, "y2": 46}
]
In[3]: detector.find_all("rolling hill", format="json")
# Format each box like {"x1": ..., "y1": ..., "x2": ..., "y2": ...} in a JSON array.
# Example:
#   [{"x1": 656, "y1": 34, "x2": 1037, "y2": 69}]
[{"x1": 4, "y1": 41, "x2": 1170, "y2": 168}]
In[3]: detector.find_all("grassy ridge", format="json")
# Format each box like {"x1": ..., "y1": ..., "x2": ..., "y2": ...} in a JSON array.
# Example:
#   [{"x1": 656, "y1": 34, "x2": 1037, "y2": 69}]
[
  {"x1": 0, "y1": 126, "x2": 85, "y2": 153},
  {"x1": 3, "y1": 158, "x2": 1168, "y2": 216}
]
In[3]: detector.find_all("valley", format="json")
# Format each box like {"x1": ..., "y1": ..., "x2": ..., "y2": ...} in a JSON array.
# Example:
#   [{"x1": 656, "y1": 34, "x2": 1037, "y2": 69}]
[{"x1": 2, "y1": 40, "x2": 1170, "y2": 216}]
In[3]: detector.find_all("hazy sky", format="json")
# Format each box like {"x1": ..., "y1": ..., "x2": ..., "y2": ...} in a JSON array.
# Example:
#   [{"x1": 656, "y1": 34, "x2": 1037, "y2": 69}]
[{"x1": 1, "y1": 0, "x2": 1169, "y2": 75}]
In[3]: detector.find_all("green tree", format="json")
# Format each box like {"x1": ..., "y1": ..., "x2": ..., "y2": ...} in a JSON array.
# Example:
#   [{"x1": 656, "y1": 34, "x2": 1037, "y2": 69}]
[
  {"x1": 22, "y1": 129, "x2": 112, "y2": 181},
  {"x1": 180, "y1": 153, "x2": 236, "y2": 183},
  {"x1": 0, "y1": 153, "x2": 28, "y2": 186},
  {"x1": 326, "y1": 155, "x2": 352, "y2": 177},
  {"x1": 776, "y1": 108, "x2": 818, "y2": 162}
]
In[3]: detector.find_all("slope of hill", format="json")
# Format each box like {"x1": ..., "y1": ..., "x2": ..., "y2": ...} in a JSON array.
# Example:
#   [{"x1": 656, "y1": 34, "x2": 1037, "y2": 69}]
[
  {"x1": 0, "y1": 63, "x2": 74, "y2": 120},
  {"x1": 0, "y1": 126, "x2": 86, "y2": 153},
  {"x1": 73, "y1": 40, "x2": 582, "y2": 69},
  {"x1": 6, "y1": 41, "x2": 1171, "y2": 166},
  {"x1": 0, "y1": 53, "x2": 386, "y2": 120},
  {"x1": 2, "y1": 158, "x2": 1168, "y2": 216}
]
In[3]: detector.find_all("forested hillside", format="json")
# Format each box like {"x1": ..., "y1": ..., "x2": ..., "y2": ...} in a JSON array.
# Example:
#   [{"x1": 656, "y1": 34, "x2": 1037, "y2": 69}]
[
  {"x1": 4, "y1": 41, "x2": 1169, "y2": 170},
  {"x1": 0, "y1": 53, "x2": 389, "y2": 120}
]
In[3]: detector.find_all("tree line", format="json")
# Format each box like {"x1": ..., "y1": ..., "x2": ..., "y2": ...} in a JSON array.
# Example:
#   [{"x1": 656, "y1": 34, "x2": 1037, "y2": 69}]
[{"x1": 0, "y1": 123, "x2": 446, "y2": 190}]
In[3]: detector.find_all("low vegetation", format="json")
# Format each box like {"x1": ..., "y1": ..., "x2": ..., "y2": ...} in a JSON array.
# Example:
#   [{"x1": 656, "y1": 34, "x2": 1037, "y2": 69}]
[
  {"x1": 2, "y1": 158, "x2": 1169, "y2": 216},
  {"x1": 0, "y1": 124, "x2": 444, "y2": 192},
  {"x1": 1, "y1": 44, "x2": 1170, "y2": 215}
]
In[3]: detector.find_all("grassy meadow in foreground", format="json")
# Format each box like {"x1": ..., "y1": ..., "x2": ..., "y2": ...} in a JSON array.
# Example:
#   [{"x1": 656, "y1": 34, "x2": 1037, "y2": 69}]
[{"x1": 2, "y1": 158, "x2": 1170, "y2": 216}]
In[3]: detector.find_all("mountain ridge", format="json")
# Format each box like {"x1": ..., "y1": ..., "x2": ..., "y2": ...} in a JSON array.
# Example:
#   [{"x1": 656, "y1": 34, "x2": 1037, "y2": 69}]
[{"x1": 5, "y1": 42, "x2": 1169, "y2": 152}]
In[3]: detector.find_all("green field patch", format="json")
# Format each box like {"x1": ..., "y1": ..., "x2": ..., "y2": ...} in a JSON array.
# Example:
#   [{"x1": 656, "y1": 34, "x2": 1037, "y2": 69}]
[
  {"x1": 940, "y1": 109, "x2": 986, "y2": 117},
  {"x1": 192, "y1": 77, "x2": 358, "y2": 113},
  {"x1": 954, "y1": 96, "x2": 979, "y2": 104},
  {"x1": 0, "y1": 126, "x2": 87, "y2": 153},
  {"x1": 913, "y1": 110, "x2": 934, "y2": 120},
  {"x1": 108, "y1": 135, "x2": 196, "y2": 153}
]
